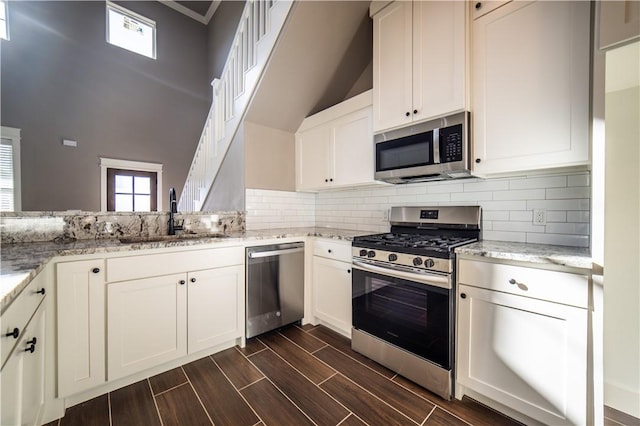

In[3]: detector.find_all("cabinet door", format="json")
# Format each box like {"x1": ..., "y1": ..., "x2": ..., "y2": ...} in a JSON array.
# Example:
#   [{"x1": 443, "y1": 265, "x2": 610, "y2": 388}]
[
  {"x1": 373, "y1": 0, "x2": 413, "y2": 132},
  {"x1": 332, "y1": 106, "x2": 374, "y2": 187},
  {"x1": 312, "y1": 256, "x2": 352, "y2": 336},
  {"x1": 57, "y1": 259, "x2": 106, "y2": 397},
  {"x1": 413, "y1": 0, "x2": 466, "y2": 121},
  {"x1": 457, "y1": 284, "x2": 587, "y2": 425},
  {"x1": 107, "y1": 273, "x2": 187, "y2": 381},
  {"x1": 296, "y1": 124, "x2": 331, "y2": 191},
  {"x1": 1, "y1": 301, "x2": 46, "y2": 426},
  {"x1": 187, "y1": 266, "x2": 243, "y2": 354},
  {"x1": 472, "y1": 1, "x2": 590, "y2": 175}
]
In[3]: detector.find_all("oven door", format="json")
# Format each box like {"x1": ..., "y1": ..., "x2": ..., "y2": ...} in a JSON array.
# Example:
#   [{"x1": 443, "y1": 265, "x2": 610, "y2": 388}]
[{"x1": 351, "y1": 261, "x2": 453, "y2": 369}]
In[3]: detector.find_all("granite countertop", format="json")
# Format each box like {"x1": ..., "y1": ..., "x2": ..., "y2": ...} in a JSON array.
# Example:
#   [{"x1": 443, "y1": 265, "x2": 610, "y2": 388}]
[
  {"x1": 0, "y1": 227, "x2": 364, "y2": 313},
  {"x1": 455, "y1": 240, "x2": 593, "y2": 270}
]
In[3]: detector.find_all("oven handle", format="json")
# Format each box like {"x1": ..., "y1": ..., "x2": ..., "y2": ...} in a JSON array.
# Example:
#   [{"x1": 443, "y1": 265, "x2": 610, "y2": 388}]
[{"x1": 351, "y1": 260, "x2": 452, "y2": 290}]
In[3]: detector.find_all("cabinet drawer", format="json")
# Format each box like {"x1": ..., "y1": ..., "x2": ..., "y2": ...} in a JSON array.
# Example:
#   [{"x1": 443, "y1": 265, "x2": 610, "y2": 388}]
[
  {"x1": 1, "y1": 273, "x2": 48, "y2": 369},
  {"x1": 107, "y1": 246, "x2": 244, "y2": 282},
  {"x1": 458, "y1": 259, "x2": 588, "y2": 308},
  {"x1": 313, "y1": 239, "x2": 352, "y2": 262}
]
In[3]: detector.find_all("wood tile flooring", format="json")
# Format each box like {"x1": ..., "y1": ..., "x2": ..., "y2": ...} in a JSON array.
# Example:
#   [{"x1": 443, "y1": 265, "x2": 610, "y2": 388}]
[{"x1": 47, "y1": 324, "x2": 525, "y2": 426}]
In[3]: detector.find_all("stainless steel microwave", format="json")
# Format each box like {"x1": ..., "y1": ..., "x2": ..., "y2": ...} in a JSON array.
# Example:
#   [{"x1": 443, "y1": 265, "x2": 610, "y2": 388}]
[{"x1": 374, "y1": 112, "x2": 471, "y2": 184}]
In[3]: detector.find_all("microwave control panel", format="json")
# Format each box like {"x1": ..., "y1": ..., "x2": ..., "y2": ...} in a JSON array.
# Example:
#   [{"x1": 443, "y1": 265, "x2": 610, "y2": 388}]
[{"x1": 439, "y1": 124, "x2": 463, "y2": 163}]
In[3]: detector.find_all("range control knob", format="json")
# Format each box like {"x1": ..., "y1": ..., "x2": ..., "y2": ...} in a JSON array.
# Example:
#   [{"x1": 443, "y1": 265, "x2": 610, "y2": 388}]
[
  {"x1": 388, "y1": 254, "x2": 398, "y2": 261},
  {"x1": 359, "y1": 249, "x2": 368, "y2": 257},
  {"x1": 367, "y1": 250, "x2": 376, "y2": 258},
  {"x1": 413, "y1": 257, "x2": 423, "y2": 266},
  {"x1": 424, "y1": 258, "x2": 435, "y2": 268}
]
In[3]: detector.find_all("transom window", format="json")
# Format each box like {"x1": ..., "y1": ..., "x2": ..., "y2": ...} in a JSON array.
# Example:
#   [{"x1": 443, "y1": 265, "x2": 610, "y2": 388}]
[
  {"x1": 106, "y1": 1, "x2": 156, "y2": 59},
  {"x1": 107, "y1": 168, "x2": 157, "y2": 211}
]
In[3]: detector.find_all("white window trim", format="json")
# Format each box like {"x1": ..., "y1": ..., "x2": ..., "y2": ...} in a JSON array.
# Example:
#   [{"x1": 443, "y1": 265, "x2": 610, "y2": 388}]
[
  {"x1": 105, "y1": 0, "x2": 156, "y2": 59},
  {"x1": 100, "y1": 158, "x2": 162, "y2": 212},
  {"x1": 1, "y1": 126, "x2": 21, "y2": 211},
  {"x1": 1, "y1": 0, "x2": 9, "y2": 41}
]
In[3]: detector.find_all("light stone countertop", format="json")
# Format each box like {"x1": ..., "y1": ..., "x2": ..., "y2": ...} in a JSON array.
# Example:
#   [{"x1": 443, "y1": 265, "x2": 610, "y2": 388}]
[
  {"x1": 0, "y1": 227, "x2": 365, "y2": 313},
  {"x1": 455, "y1": 240, "x2": 593, "y2": 270}
]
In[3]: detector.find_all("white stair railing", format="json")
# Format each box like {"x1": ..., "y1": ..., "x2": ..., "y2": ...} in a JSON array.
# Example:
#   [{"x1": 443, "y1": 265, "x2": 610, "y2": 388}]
[{"x1": 179, "y1": 0, "x2": 292, "y2": 211}]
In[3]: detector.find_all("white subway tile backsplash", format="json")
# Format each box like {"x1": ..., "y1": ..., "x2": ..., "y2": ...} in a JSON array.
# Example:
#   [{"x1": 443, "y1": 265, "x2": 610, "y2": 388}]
[
  {"x1": 492, "y1": 188, "x2": 546, "y2": 201},
  {"x1": 509, "y1": 211, "x2": 533, "y2": 222},
  {"x1": 509, "y1": 175, "x2": 567, "y2": 190},
  {"x1": 546, "y1": 187, "x2": 591, "y2": 200},
  {"x1": 246, "y1": 172, "x2": 591, "y2": 248}
]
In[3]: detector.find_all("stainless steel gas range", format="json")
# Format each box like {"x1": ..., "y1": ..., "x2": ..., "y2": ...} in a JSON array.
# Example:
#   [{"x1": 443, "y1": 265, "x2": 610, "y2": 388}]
[{"x1": 351, "y1": 206, "x2": 481, "y2": 400}]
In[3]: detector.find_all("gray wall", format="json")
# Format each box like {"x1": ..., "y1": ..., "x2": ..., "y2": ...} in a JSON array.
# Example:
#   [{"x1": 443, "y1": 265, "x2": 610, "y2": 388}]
[
  {"x1": 207, "y1": 1, "x2": 245, "y2": 81},
  {"x1": 1, "y1": 1, "x2": 210, "y2": 211}
]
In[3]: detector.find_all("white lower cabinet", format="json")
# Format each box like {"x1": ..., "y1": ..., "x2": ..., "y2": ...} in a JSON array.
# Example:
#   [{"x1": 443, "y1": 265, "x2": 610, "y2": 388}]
[
  {"x1": 107, "y1": 265, "x2": 244, "y2": 381},
  {"x1": 456, "y1": 258, "x2": 589, "y2": 425},
  {"x1": 56, "y1": 259, "x2": 106, "y2": 397},
  {"x1": 1, "y1": 297, "x2": 47, "y2": 426},
  {"x1": 107, "y1": 273, "x2": 187, "y2": 381},
  {"x1": 312, "y1": 239, "x2": 352, "y2": 336},
  {"x1": 187, "y1": 266, "x2": 243, "y2": 354}
]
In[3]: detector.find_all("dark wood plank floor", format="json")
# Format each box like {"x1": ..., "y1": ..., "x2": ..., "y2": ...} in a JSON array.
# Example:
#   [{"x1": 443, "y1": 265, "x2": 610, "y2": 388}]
[{"x1": 47, "y1": 324, "x2": 527, "y2": 426}]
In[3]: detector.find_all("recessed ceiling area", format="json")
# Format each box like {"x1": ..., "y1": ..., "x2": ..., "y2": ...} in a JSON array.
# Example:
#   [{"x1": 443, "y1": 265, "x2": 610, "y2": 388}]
[{"x1": 159, "y1": 0, "x2": 220, "y2": 24}]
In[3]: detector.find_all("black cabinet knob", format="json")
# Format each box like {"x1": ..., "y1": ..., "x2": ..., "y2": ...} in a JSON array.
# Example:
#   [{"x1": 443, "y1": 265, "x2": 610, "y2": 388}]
[
  {"x1": 508, "y1": 278, "x2": 516, "y2": 285},
  {"x1": 475, "y1": 2, "x2": 482, "y2": 10},
  {"x1": 461, "y1": 293, "x2": 467, "y2": 299},
  {"x1": 325, "y1": 179, "x2": 329, "y2": 183},
  {"x1": 328, "y1": 249, "x2": 332, "y2": 254},
  {"x1": 25, "y1": 344, "x2": 35, "y2": 354},
  {"x1": 347, "y1": 269, "x2": 351, "y2": 274},
  {"x1": 475, "y1": 158, "x2": 481, "y2": 164},
  {"x1": 405, "y1": 112, "x2": 410, "y2": 117},
  {"x1": 329, "y1": 178, "x2": 333, "y2": 182},
  {"x1": 179, "y1": 280, "x2": 186, "y2": 285},
  {"x1": 36, "y1": 288, "x2": 46, "y2": 295},
  {"x1": 190, "y1": 278, "x2": 197, "y2": 283},
  {"x1": 413, "y1": 109, "x2": 418, "y2": 114},
  {"x1": 26, "y1": 337, "x2": 37, "y2": 346},
  {"x1": 92, "y1": 267, "x2": 100, "y2": 274},
  {"x1": 5, "y1": 328, "x2": 19, "y2": 339}
]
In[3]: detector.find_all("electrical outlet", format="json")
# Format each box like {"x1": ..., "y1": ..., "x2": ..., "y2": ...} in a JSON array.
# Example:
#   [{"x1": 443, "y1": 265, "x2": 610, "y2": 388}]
[{"x1": 533, "y1": 209, "x2": 546, "y2": 225}]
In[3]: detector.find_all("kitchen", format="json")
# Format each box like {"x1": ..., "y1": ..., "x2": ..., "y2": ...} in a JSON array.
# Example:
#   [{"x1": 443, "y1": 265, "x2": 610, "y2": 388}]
[{"x1": 1, "y1": 1, "x2": 638, "y2": 425}]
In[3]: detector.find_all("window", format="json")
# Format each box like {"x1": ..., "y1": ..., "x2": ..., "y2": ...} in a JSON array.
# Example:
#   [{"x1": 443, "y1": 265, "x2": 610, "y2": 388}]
[
  {"x1": 100, "y1": 158, "x2": 162, "y2": 212},
  {"x1": 106, "y1": 1, "x2": 156, "y2": 59},
  {"x1": 1, "y1": 0, "x2": 8, "y2": 40},
  {"x1": 107, "y1": 168, "x2": 157, "y2": 211},
  {"x1": 0, "y1": 127, "x2": 21, "y2": 211}
]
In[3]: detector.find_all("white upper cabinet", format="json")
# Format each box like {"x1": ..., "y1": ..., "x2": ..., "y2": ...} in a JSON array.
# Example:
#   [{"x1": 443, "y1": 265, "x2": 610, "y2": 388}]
[
  {"x1": 372, "y1": 1, "x2": 467, "y2": 133},
  {"x1": 296, "y1": 90, "x2": 377, "y2": 191},
  {"x1": 471, "y1": 1, "x2": 591, "y2": 176}
]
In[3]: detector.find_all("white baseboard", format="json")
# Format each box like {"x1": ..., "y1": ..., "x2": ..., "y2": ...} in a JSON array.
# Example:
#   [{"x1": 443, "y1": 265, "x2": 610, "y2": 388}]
[{"x1": 604, "y1": 380, "x2": 640, "y2": 419}]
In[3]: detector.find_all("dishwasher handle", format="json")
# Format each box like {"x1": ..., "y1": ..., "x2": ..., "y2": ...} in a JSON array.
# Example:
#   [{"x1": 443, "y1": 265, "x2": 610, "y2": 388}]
[{"x1": 247, "y1": 247, "x2": 304, "y2": 259}]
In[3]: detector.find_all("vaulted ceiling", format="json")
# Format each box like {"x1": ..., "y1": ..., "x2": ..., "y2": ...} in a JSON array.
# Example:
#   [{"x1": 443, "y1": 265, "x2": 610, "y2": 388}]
[{"x1": 160, "y1": 0, "x2": 220, "y2": 24}]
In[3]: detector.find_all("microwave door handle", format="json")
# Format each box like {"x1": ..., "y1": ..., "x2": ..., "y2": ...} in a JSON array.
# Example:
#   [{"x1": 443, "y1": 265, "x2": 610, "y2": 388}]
[
  {"x1": 433, "y1": 128, "x2": 440, "y2": 164},
  {"x1": 352, "y1": 261, "x2": 451, "y2": 290}
]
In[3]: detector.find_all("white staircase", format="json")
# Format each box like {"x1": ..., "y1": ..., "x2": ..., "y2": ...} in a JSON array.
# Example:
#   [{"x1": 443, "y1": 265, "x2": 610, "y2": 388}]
[{"x1": 178, "y1": 0, "x2": 293, "y2": 211}]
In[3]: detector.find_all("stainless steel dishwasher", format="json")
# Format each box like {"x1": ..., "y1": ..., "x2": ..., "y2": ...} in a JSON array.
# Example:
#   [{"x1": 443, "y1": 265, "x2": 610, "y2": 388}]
[{"x1": 246, "y1": 242, "x2": 304, "y2": 338}]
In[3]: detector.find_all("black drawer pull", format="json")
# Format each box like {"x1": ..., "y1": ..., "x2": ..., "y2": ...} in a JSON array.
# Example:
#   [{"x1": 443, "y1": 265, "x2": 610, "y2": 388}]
[
  {"x1": 25, "y1": 344, "x2": 35, "y2": 354},
  {"x1": 26, "y1": 337, "x2": 37, "y2": 346},
  {"x1": 92, "y1": 267, "x2": 100, "y2": 274},
  {"x1": 36, "y1": 288, "x2": 46, "y2": 295},
  {"x1": 5, "y1": 328, "x2": 19, "y2": 339}
]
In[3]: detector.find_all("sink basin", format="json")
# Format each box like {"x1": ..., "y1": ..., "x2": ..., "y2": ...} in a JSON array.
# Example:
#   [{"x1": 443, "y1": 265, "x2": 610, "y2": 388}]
[{"x1": 118, "y1": 234, "x2": 225, "y2": 244}]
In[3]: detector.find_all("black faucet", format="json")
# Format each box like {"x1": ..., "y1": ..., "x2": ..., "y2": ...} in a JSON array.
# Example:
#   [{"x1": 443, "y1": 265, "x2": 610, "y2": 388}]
[{"x1": 168, "y1": 187, "x2": 183, "y2": 235}]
